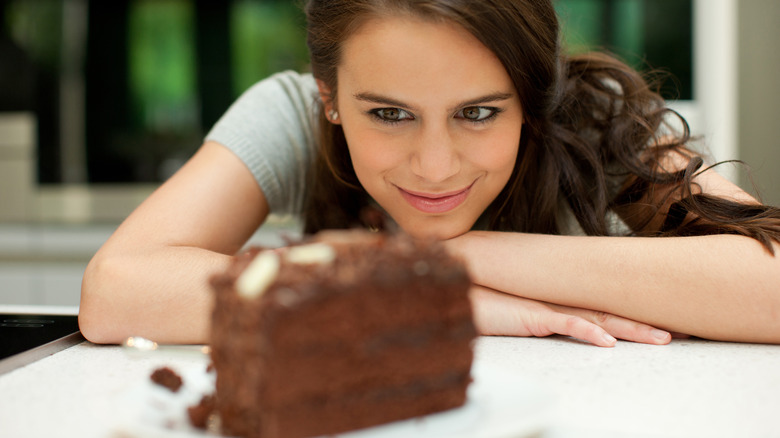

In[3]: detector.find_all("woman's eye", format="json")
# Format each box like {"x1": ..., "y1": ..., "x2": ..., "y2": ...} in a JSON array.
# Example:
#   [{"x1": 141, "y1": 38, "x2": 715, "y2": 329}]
[
  {"x1": 371, "y1": 108, "x2": 413, "y2": 123},
  {"x1": 459, "y1": 106, "x2": 498, "y2": 122}
]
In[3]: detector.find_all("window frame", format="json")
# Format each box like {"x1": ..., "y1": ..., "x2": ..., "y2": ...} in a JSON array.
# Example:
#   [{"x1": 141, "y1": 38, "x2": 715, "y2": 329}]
[{"x1": 668, "y1": 0, "x2": 737, "y2": 181}]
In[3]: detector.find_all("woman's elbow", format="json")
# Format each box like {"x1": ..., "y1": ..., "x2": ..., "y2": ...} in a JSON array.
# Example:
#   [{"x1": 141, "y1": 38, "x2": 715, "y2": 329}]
[{"x1": 79, "y1": 253, "x2": 128, "y2": 344}]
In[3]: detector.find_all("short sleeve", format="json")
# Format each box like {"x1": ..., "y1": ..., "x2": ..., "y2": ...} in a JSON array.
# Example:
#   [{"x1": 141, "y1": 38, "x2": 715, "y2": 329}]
[{"x1": 205, "y1": 71, "x2": 320, "y2": 215}]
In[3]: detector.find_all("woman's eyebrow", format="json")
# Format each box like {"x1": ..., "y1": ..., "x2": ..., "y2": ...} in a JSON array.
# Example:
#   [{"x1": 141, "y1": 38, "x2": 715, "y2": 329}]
[
  {"x1": 456, "y1": 92, "x2": 515, "y2": 109},
  {"x1": 352, "y1": 91, "x2": 515, "y2": 112},
  {"x1": 353, "y1": 92, "x2": 413, "y2": 110}
]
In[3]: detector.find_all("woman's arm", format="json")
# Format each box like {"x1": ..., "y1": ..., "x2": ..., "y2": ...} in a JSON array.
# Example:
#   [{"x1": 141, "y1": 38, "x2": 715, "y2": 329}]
[
  {"x1": 79, "y1": 141, "x2": 269, "y2": 344},
  {"x1": 447, "y1": 165, "x2": 780, "y2": 343},
  {"x1": 450, "y1": 231, "x2": 780, "y2": 343}
]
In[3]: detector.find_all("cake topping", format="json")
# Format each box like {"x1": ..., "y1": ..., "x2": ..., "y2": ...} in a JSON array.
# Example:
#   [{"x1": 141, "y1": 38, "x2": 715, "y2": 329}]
[
  {"x1": 187, "y1": 394, "x2": 218, "y2": 430},
  {"x1": 150, "y1": 367, "x2": 183, "y2": 392},
  {"x1": 236, "y1": 250, "x2": 280, "y2": 299},
  {"x1": 284, "y1": 242, "x2": 336, "y2": 265}
]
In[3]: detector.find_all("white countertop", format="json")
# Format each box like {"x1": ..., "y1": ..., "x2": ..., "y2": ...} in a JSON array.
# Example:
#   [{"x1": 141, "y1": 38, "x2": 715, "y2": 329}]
[{"x1": 1, "y1": 311, "x2": 779, "y2": 438}]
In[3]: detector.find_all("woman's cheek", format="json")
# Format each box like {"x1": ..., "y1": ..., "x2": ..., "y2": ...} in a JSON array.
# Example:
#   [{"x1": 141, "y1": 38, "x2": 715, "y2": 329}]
[
  {"x1": 347, "y1": 130, "x2": 408, "y2": 174},
  {"x1": 466, "y1": 131, "x2": 520, "y2": 173}
]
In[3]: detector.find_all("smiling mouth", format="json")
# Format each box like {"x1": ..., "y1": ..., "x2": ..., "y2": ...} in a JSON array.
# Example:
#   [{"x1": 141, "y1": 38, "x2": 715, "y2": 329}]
[{"x1": 397, "y1": 182, "x2": 474, "y2": 214}]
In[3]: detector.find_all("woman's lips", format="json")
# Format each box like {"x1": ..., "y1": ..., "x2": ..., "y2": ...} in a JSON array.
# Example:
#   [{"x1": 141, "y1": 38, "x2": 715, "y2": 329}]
[{"x1": 397, "y1": 183, "x2": 473, "y2": 214}]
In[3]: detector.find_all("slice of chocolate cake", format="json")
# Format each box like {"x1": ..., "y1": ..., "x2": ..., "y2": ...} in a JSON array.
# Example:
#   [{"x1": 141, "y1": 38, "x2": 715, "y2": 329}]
[{"x1": 209, "y1": 230, "x2": 476, "y2": 438}]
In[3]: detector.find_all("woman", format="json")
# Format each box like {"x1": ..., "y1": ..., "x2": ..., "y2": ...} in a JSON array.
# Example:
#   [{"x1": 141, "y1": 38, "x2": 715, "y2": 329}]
[{"x1": 79, "y1": 0, "x2": 780, "y2": 346}]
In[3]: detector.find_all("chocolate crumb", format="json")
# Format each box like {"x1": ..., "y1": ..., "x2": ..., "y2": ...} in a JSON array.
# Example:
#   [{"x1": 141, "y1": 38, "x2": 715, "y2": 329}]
[
  {"x1": 188, "y1": 394, "x2": 217, "y2": 429},
  {"x1": 150, "y1": 367, "x2": 183, "y2": 392}
]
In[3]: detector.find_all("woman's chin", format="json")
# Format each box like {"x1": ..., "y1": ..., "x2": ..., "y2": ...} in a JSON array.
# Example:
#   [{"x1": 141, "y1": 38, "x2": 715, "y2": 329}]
[{"x1": 397, "y1": 220, "x2": 471, "y2": 241}]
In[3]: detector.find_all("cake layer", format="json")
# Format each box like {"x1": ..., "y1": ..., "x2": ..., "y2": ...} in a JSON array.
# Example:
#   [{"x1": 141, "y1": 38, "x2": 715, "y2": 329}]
[
  {"x1": 224, "y1": 372, "x2": 471, "y2": 438},
  {"x1": 259, "y1": 330, "x2": 474, "y2": 405},
  {"x1": 213, "y1": 298, "x2": 474, "y2": 406}
]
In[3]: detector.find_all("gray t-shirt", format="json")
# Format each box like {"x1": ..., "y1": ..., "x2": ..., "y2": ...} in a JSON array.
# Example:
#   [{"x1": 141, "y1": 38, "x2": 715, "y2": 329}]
[{"x1": 205, "y1": 70, "x2": 320, "y2": 215}]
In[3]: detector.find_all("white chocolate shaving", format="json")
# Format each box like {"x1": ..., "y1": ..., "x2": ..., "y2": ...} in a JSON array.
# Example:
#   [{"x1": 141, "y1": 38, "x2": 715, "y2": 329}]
[
  {"x1": 236, "y1": 251, "x2": 280, "y2": 299},
  {"x1": 284, "y1": 243, "x2": 336, "y2": 265}
]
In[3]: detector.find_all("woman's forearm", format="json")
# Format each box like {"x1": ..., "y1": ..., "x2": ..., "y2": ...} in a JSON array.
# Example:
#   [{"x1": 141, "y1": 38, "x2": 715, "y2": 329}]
[
  {"x1": 446, "y1": 231, "x2": 780, "y2": 343},
  {"x1": 79, "y1": 245, "x2": 232, "y2": 345},
  {"x1": 78, "y1": 141, "x2": 271, "y2": 345}
]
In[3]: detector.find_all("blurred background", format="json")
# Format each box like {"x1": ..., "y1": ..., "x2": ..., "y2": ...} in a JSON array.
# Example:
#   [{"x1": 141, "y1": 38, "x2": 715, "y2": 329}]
[{"x1": 1, "y1": 0, "x2": 778, "y2": 307}]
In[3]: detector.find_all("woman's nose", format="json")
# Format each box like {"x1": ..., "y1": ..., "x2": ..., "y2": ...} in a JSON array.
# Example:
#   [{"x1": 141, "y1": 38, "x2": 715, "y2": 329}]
[{"x1": 410, "y1": 124, "x2": 461, "y2": 183}]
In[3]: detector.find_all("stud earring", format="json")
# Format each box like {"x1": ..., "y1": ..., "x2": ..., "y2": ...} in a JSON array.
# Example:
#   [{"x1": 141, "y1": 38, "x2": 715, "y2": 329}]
[{"x1": 328, "y1": 109, "x2": 339, "y2": 122}]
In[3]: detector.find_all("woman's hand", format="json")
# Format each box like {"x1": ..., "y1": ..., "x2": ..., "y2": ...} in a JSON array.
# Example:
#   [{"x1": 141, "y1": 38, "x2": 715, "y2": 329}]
[{"x1": 470, "y1": 285, "x2": 675, "y2": 347}]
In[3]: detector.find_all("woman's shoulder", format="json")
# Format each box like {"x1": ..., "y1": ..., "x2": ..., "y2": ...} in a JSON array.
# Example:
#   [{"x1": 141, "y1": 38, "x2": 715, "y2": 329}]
[
  {"x1": 204, "y1": 70, "x2": 320, "y2": 216},
  {"x1": 243, "y1": 70, "x2": 318, "y2": 103},
  {"x1": 207, "y1": 70, "x2": 320, "y2": 143}
]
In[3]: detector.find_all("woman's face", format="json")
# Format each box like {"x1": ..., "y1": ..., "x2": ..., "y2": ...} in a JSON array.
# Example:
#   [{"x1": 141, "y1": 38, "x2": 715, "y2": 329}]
[{"x1": 323, "y1": 16, "x2": 523, "y2": 240}]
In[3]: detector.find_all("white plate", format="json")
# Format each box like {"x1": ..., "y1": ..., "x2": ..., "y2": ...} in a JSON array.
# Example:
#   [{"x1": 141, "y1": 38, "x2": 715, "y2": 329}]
[{"x1": 113, "y1": 360, "x2": 554, "y2": 438}]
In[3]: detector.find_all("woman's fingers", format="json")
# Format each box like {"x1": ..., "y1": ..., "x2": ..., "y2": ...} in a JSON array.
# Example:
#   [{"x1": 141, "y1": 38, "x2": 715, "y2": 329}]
[
  {"x1": 545, "y1": 314, "x2": 618, "y2": 347},
  {"x1": 549, "y1": 304, "x2": 672, "y2": 345},
  {"x1": 471, "y1": 287, "x2": 617, "y2": 347}
]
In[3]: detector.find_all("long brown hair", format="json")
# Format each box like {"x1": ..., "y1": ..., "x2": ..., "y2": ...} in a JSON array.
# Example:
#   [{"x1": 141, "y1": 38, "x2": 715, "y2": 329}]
[{"x1": 302, "y1": 0, "x2": 780, "y2": 253}]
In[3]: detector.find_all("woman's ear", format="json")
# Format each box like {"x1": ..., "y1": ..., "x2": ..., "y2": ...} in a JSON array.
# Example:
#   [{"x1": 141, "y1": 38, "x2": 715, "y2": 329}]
[{"x1": 316, "y1": 79, "x2": 340, "y2": 124}]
